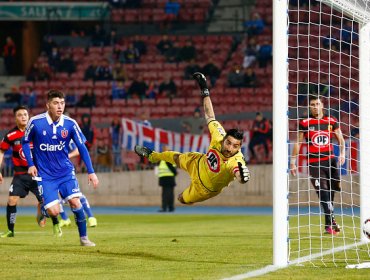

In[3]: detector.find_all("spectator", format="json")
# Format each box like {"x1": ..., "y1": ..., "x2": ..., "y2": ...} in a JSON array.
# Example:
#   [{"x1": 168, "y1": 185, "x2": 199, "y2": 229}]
[
  {"x1": 202, "y1": 58, "x2": 220, "y2": 86},
  {"x1": 110, "y1": 117, "x2": 122, "y2": 171},
  {"x1": 184, "y1": 59, "x2": 201, "y2": 80},
  {"x1": 41, "y1": 35, "x2": 57, "y2": 56},
  {"x1": 3, "y1": 37, "x2": 16, "y2": 75},
  {"x1": 21, "y1": 86, "x2": 37, "y2": 109},
  {"x1": 178, "y1": 40, "x2": 196, "y2": 62},
  {"x1": 95, "y1": 60, "x2": 113, "y2": 81},
  {"x1": 105, "y1": 29, "x2": 118, "y2": 46},
  {"x1": 4, "y1": 85, "x2": 22, "y2": 106},
  {"x1": 95, "y1": 138, "x2": 111, "y2": 172},
  {"x1": 77, "y1": 87, "x2": 96, "y2": 108},
  {"x1": 162, "y1": 0, "x2": 181, "y2": 30},
  {"x1": 132, "y1": 35, "x2": 147, "y2": 55},
  {"x1": 157, "y1": 35, "x2": 173, "y2": 55},
  {"x1": 123, "y1": 43, "x2": 140, "y2": 63},
  {"x1": 181, "y1": 107, "x2": 205, "y2": 135},
  {"x1": 59, "y1": 53, "x2": 76, "y2": 74},
  {"x1": 242, "y1": 37, "x2": 258, "y2": 68},
  {"x1": 111, "y1": 81, "x2": 127, "y2": 100},
  {"x1": 341, "y1": 21, "x2": 358, "y2": 50},
  {"x1": 48, "y1": 47, "x2": 61, "y2": 72},
  {"x1": 84, "y1": 62, "x2": 98, "y2": 81},
  {"x1": 227, "y1": 64, "x2": 246, "y2": 88},
  {"x1": 146, "y1": 81, "x2": 158, "y2": 99},
  {"x1": 80, "y1": 113, "x2": 95, "y2": 155},
  {"x1": 159, "y1": 74, "x2": 177, "y2": 98},
  {"x1": 128, "y1": 75, "x2": 148, "y2": 99},
  {"x1": 112, "y1": 62, "x2": 128, "y2": 81},
  {"x1": 164, "y1": 41, "x2": 180, "y2": 63},
  {"x1": 27, "y1": 63, "x2": 41, "y2": 82},
  {"x1": 248, "y1": 112, "x2": 271, "y2": 163},
  {"x1": 91, "y1": 24, "x2": 106, "y2": 47},
  {"x1": 244, "y1": 13, "x2": 265, "y2": 37},
  {"x1": 65, "y1": 87, "x2": 78, "y2": 107},
  {"x1": 257, "y1": 40, "x2": 272, "y2": 67},
  {"x1": 244, "y1": 67, "x2": 257, "y2": 88},
  {"x1": 38, "y1": 62, "x2": 52, "y2": 81}
]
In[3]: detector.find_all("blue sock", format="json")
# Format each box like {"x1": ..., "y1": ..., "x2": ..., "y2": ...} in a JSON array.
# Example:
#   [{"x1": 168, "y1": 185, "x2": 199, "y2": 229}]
[
  {"x1": 80, "y1": 195, "x2": 94, "y2": 218},
  {"x1": 59, "y1": 203, "x2": 69, "y2": 221},
  {"x1": 72, "y1": 206, "x2": 87, "y2": 237}
]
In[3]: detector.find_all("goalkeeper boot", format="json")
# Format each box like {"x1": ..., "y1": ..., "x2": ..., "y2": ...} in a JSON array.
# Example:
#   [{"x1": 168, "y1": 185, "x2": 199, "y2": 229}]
[
  {"x1": 59, "y1": 218, "x2": 72, "y2": 228},
  {"x1": 88, "y1": 217, "x2": 97, "y2": 227},
  {"x1": 332, "y1": 219, "x2": 341, "y2": 233},
  {"x1": 53, "y1": 224, "x2": 63, "y2": 237},
  {"x1": 0, "y1": 230, "x2": 14, "y2": 238},
  {"x1": 192, "y1": 72, "x2": 209, "y2": 98},
  {"x1": 80, "y1": 236, "x2": 96, "y2": 247},
  {"x1": 134, "y1": 145, "x2": 153, "y2": 159},
  {"x1": 325, "y1": 226, "x2": 339, "y2": 235}
]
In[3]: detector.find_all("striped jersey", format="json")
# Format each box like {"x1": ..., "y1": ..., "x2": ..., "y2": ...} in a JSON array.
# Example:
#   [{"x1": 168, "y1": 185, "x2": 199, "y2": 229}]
[
  {"x1": 299, "y1": 115, "x2": 339, "y2": 163},
  {"x1": 0, "y1": 127, "x2": 30, "y2": 175}
]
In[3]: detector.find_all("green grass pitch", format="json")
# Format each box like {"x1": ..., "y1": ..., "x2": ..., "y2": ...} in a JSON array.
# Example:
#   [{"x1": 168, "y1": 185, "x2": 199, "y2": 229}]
[{"x1": 0, "y1": 214, "x2": 369, "y2": 279}]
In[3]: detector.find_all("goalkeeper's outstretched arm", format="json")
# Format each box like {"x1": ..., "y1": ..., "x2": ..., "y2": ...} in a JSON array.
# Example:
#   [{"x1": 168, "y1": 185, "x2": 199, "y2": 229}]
[{"x1": 192, "y1": 72, "x2": 216, "y2": 124}]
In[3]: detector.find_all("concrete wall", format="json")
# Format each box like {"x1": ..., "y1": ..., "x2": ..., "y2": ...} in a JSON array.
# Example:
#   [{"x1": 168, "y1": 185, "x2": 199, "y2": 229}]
[{"x1": 0, "y1": 164, "x2": 357, "y2": 207}]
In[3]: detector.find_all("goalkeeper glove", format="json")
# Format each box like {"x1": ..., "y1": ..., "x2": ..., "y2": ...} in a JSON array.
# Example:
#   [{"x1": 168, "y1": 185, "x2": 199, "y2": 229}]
[
  {"x1": 192, "y1": 72, "x2": 210, "y2": 98},
  {"x1": 238, "y1": 162, "x2": 250, "y2": 183}
]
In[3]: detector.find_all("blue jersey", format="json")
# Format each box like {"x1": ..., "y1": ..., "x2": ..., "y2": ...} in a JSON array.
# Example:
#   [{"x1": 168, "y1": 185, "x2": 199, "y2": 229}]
[{"x1": 22, "y1": 112, "x2": 94, "y2": 180}]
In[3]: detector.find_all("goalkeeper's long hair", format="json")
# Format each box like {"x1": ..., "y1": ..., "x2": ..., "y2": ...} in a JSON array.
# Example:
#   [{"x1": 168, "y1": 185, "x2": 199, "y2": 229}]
[{"x1": 225, "y1": 128, "x2": 244, "y2": 141}]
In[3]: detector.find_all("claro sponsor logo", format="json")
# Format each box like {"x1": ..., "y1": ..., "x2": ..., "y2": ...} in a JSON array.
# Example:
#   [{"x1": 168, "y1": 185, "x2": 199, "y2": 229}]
[{"x1": 40, "y1": 141, "x2": 65, "y2": 151}]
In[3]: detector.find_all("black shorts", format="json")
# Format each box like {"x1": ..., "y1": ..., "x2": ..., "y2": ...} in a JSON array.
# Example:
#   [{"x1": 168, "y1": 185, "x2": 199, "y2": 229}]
[
  {"x1": 9, "y1": 174, "x2": 42, "y2": 202},
  {"x1": 309, "y1": 158, "x2": 340, "y2": 191}
]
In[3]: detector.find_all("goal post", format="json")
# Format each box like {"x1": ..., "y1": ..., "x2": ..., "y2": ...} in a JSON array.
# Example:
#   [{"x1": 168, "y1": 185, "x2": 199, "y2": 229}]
[
  {"x1": 274, "y1": 0, "x2": 370, "y2": 266},
  {"x1": 273, "y1": 0, "x2": 289, "y2": 267},
  {"x1": 358, "y1": 21, "x2": 370, "y2": 243}
]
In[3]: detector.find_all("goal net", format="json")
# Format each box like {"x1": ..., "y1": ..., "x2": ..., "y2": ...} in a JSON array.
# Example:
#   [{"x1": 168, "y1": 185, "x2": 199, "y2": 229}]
[{"x1": 283, "y1": 0, "x2": 370, "y2": 266}]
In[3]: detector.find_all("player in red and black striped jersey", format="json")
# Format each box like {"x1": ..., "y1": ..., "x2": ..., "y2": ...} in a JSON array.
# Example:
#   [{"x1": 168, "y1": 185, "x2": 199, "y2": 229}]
[
  {"x1": 290, "y1": 95, "x2": 345, "y2": 235},
  {"x1": 0, "y1": 106, "x2": 58, "y2": 237}
]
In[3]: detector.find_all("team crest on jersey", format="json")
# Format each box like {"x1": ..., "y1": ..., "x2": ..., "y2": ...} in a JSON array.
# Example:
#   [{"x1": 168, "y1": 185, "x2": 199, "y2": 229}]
[
  {"x1": 43, "y1": 130, "x2": 46, "y2": 136},
  {"x1": 206, "y1": 149, "x2": 221, "y2": 173},
  {"x1": 328, "y1": 125, "x2": 333, "y2": 132},
  {"x1": 309, "y1": 126, "x2": 315, "y2": 131},
  {"x1": 311, "y1": 131, "x2": 329, "y2": 147},
  {"x1": 61, "y1": 128, "x2": 68, "y2": 138}
]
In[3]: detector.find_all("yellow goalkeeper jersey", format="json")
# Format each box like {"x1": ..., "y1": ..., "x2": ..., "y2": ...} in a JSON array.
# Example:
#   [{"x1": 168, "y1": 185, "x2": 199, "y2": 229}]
[{"x1": 198, "y1": 120, "x2": 244, "y2": 192}]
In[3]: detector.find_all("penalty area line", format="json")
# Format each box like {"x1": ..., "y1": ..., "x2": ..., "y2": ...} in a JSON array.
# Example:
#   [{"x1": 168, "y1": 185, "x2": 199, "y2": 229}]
[{"x1": 222, "y1": 241, "x2": 368, "y2": 280}]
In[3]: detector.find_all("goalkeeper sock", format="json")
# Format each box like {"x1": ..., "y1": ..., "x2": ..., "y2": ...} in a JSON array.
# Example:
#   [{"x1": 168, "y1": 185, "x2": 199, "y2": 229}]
[
  {"x1": 319, "y1": 189, "x2": 334, "y2": 226},
  {"x1": 80, "y1": 195, "x2": 94, "y2": 218},
  {"x1": 150, "y1": 151, "x2": 180, "y2": 165},
  {"x1": 6, "y1": 204, "x2": 16, "y2": 232},
  {"x1": 72, "y1": 206, "x2": 87, "y2": 237}
]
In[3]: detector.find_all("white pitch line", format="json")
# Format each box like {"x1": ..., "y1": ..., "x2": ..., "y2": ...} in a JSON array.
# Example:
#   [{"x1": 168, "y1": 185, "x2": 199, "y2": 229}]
[{"x1": 222, "y1": 241, "x2": 368, "y2": 280}]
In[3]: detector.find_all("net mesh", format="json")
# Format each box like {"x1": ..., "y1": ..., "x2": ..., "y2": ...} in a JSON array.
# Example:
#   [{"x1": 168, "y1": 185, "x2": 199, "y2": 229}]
[{"x1": 287, "y1": 0, "x2": 370, "y2": 266}]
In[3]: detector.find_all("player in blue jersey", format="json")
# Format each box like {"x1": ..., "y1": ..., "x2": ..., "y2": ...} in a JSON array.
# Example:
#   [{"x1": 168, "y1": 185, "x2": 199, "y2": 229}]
[
  {"x1": 58, "y1": 141, "x2": 97, "y2": 228},
  {"x1": 22, "y1": 89, "x2": 99, "y2": 246}
]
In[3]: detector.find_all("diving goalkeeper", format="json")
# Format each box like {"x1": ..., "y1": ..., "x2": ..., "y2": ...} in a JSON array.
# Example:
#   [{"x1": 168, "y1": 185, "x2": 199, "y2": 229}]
[{"x1": 135, "y1": 72, "x2": 250, "y2": 204}]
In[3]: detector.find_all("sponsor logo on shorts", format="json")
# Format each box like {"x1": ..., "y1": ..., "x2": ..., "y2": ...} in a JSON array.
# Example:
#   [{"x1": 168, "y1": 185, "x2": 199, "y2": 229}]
[{"x1": 9, "y1": 184, "x2": 13, "y2": 193}]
